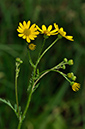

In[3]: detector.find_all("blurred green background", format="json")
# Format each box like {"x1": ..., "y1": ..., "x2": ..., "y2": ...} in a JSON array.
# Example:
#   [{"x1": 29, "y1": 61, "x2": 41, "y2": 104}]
[{"x1": 0, "y1": 0, "x2": 85, "y2": 129}]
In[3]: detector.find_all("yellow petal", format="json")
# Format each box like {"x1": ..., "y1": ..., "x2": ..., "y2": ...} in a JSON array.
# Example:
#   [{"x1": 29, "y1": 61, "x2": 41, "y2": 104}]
[
  {"x1": 54, "y1": 23, "x2": 59, "y2": 31},
  {"x1": 17, "y1": 29, "x2": 23, "y2": 33},
  {"x1": 58, "y1": 28, "x2": 66, "y2": 36},
  {"x1": 42, "y1": 25, "x2": 46, "y2": 31},
  {"x1": 33, "y1": 31, "x2": 39, "y2": 35},
  {"x1": 66, "y1": 36, "x2": 74, "y2": 41},
  {"x1": 19, "y1": 22, "x2": 24, "y2": 28},
  {"x1": 51, "y1": 32, "x2": 58, "y2": 35},
  {"x1": 22, "y1": 35, "x2": 26, "y2": 39},
  {"x1": 26, "y1": 37, "x2": 31, "y2": 43},
  {"x1": 36, "y1": 25, "x2": 42, "y2": 32},
  {"x1": 59, "y1": 27, "x2": 64, "y2": 32},
  {"x1": 18, "y1": 26, "x2": 23, "y2": 31},
  {"x1": 18, "y1": 34, "x2": 24, "y2": 37},
  {"x1": 50, "y1": 29, "x2": 58, "y2": 34},
  {"x1": 30, "y1": 24, "x2": 36, "y2": 30},
  {"x1": 63, "y1": 32, "x2": 66, "y2": 36},
  {"x1": 23, "y1": 21, "x2": 26, "y2": 26},
  {"x1": 47, "y1": 25, "x2": 52, "y2": 31},
  {"x1": 27, "y1": 21, "x2": 31, "y2": 29}
]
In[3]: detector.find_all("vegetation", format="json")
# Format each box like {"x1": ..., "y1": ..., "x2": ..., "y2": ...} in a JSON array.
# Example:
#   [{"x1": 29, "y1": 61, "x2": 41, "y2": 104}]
[{"x1": 0, "y1": 0, "x2": 85, "y2": 129}]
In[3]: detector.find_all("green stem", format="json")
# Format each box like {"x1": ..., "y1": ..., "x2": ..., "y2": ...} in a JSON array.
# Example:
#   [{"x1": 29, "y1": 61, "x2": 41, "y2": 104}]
[
  {"x1": 36, "y1": 37, "x2": 59, "y2": 66},
  {"x1": 32, "y1": 61, "x2": 69, "y2": 90},
  {"x1": 17, "y1": 66, "x2": 37, "y2": 129},
  {"x1": 15, "y1": 75, "x2": 20, "y2": 119},
  {"x1": 32, "y1": 61, "x2": 64, "y2": 90},
  {"x1": 17, "y1": 37, "x2": 60, "y2": 128},
  {"x1": 28, "y1": 49, "x2": 35, "y2": 68},
  {"x1": 17, "y1": 88, "x2": 33, "y2": 129},
  {"x1": 38, "y1": 38, "x2": 46, "y2": 58},
  {"x1": 56, "y1": 70, "x2": 72, "y2": 83}
]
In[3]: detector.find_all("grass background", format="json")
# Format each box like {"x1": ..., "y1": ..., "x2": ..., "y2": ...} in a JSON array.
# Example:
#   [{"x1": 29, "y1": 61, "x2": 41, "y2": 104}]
[{"x1": 0, "y1": 0, "x2": 85, "y2": 129}]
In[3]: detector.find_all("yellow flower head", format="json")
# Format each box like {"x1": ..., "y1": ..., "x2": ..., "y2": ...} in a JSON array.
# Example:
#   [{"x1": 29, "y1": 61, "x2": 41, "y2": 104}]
[
  {"x1": 28, "y1": 43, "x2": 36, "y2": 50},
  {"x1": 72, "y1": 82, "x2": 80, "y2": 92},
  {"x1": 36, "y1": 24, "x2": 58, "y2": 36},
  {"x1": 54, "y1": 23, "x2": 74, "y2": 41},
  {"x1": 17, "y1": 21, "x2": 39, "y2": 43}
]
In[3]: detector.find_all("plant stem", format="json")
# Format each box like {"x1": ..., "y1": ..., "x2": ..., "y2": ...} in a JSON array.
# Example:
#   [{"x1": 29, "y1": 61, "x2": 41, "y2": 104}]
[
  {"x1": 17, "y1": 37, "x2": 60, "y2": 128},
  {"x1": 56, "y1": 70, "x2": 72, "y2": 83},
  {"x1": 15, "y1": 75, "x2": 20, "y2": 119},
  {"x1": 17, "y1": 66, "x2": 36, "y2": 129},
  {"x1": 38, "y1": 38, "x2": 46, "y2": 58},
  {"x1": 32, "y1": 61, "x2": 69, "y2": 90},
  {"x1": 28, "y1": 49, "x2": 35, "y2": 68},
  {"x1": 36, "y1": 37, "x2": 59, "y2": 66},
  {"x1": 17, "y1": 88, "x2": 33, "y2": 129}
]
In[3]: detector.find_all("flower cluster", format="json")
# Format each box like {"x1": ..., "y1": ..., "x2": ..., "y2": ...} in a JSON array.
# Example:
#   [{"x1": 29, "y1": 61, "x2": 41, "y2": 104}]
[
  {"x1": 17, "y1": 20, "x2": 80, "y2": 92},
  {"x1": 17, "y1": 20, "x2": 74, "y2": 50},
  {"x1": 62, "y1": 58, "x2": 80, "y2": 92}
]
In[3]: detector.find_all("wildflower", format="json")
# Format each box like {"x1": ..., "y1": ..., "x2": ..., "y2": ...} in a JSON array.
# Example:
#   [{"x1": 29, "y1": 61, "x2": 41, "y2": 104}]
[
  {"x1": 36, "y1": 24, "x2": 58, "y2": 36},
  {"x1": 17, "y1": 21, "x2": 39, "y2": 43},
  {"x1": 71, "y1": 82, "x2": 80, "y2": 92},
  {"x1": 28, "y1": 43, "x2": 36, "y2": 50},
  {"x1": 54, "y1": 23, "x2": 74, "y2": 41}
]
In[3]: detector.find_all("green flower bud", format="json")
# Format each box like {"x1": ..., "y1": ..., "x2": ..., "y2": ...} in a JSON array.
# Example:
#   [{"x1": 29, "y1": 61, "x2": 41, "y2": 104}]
[
  {"x1": 72, "y1": 76, "x2": 77, "y2": 81},
  {"x1": 62, "y1": 65, "x2": 66, "y2": 69},
  {"x1": 20, "y1": 60, "x2": 23, "y2": 64},
  {"x1": 64, "y1": 58, "x2": 68, "y2": 63},
  {"x1": 67, "y1": 72, "x2": 74, "y2": 78},
  {"x1": 16, "y1": 58, "x2": 21, "y2": 62},
  {"x1": 16, "y1": 58, "x2": 23, "y2": 64},
  {"x1": 68, "y1": 59, "x2": 73, "y2": 65}
]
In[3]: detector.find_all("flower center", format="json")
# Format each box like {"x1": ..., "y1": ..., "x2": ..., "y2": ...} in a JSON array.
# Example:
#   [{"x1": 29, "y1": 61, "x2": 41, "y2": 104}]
[
  {"x1": 23, "y1": 29, "x2": 31, "y2": 36},
  {"x1": 44, "y1": 30, "x2": 50, "y2": 35},
  {"x1": 59, "y1": 30, "x2": 64, "y2": 36}
]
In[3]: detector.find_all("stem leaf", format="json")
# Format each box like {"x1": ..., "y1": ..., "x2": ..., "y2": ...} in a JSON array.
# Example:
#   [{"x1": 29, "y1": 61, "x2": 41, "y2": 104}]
[
  {"x1": 32, "y1": 83, "x2": 40, "y2": 93},
  {"x1": 0, "y1": 98, "x2": 18, "y2": 116}
]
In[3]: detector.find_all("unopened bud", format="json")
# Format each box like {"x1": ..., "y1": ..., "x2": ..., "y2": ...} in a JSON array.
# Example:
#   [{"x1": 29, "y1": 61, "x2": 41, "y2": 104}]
[
  {"x1": 72, "y1": 76, "x2": 77, "y2": 81},
  {"x1": 64, "y1": 58, "x2": 68, "y2": 63},
  {"x1": 62, "y1": 65, "x2": 66, "y2": 69},
  {"x1": 68, "y1": 59, "x2": 73, "y2": 65},
  {"x1": 67, "y1": 72, "x2": 74, "y2": 78}
]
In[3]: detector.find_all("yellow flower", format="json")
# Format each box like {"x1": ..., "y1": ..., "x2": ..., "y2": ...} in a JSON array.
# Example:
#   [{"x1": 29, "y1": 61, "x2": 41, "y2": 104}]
[
  {"x1": 72, "y1": 82, "x2": 80, "y2": 92},
  {"x1": 17, "y1": 21, "x2": 39, "y2": 43},
  {"x1": 36, "y1": 24, "x2": 58, "y2": 36},
  {"x1": 54, "y1": 23, "x2": 74, "y2": 41},
  {"x1": 28, "y1": 43, "x2": 36, "y2": 50}
]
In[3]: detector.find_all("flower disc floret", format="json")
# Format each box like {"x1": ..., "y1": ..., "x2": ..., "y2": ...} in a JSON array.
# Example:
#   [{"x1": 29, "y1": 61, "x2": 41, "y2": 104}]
[
  {"x1": 17, "y1": 21, "x2": 39, "y2": 43},
  {"x1": 36, "y1": 24, "x2": 58, "y2": 36}
]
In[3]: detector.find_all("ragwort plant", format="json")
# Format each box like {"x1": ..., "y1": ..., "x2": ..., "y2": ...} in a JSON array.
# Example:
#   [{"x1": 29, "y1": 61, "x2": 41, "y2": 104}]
[{"x1": 0, "y1": 20, "x2": 80, "y2": 129}]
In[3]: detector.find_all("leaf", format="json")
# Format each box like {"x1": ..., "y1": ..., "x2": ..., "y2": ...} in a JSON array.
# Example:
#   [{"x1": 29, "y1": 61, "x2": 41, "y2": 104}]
[
  {"x1": 0, "y1": 98, "x2": 18, "y2": 116},
  {"x1": 32, "y1": 83, "x2": 40, "y2": 93},
  {"x1": 37, "y1": 69, "x2": 39, "y2": 75}
]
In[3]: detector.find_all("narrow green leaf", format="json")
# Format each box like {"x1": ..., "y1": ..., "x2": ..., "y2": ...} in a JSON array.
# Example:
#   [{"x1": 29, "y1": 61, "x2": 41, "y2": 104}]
[{"x1": 0, "y1": 98, "x2": 18, "y2": 116}]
